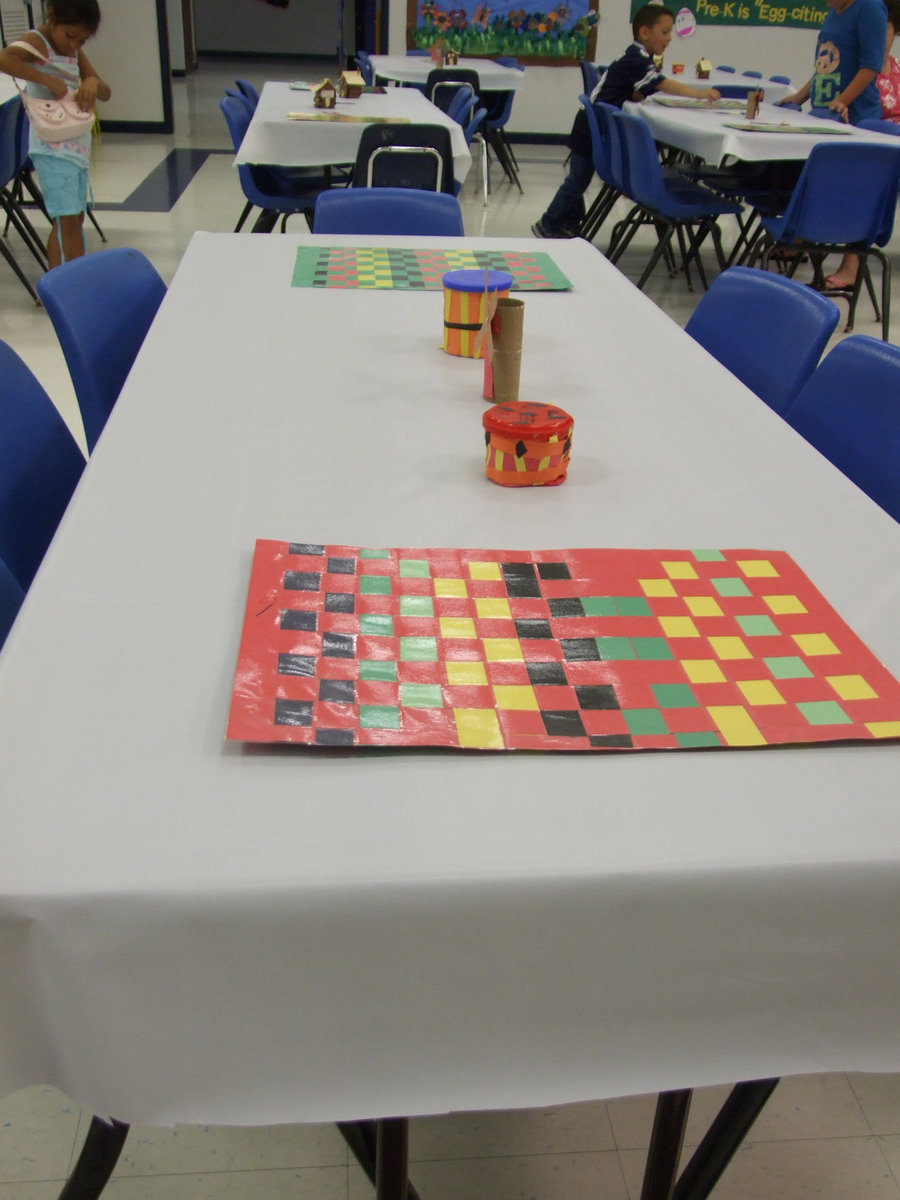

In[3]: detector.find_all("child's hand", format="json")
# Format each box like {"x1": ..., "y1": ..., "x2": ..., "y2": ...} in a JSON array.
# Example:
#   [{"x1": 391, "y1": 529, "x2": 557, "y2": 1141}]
[
  {"x1": 74, "y1": 76, "x2": 99, "y2": 110},
  {"x1": 45, "y1": 74, "x2": 69, "y2": 100},
  {"x1": 699, "y1": 87, "x2": 720, "y2": 101},
  {"x1": 828, "y1": 97, "x2": 850, "y2": 122}
]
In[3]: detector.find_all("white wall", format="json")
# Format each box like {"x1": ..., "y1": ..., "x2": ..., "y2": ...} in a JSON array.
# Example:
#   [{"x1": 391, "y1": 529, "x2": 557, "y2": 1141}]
[
  {"x1": 167, "y1": 0, "x2": 185, "y2": 73},
  {"x1": 89, "y1": 0, "x2": 169, "y2": 125},
  {"x1": 194, "y1": 0, "x2": 339, "y2": 57},
  {"x1": 389, "y1": 0, "x2": 819, "y2": 134}
]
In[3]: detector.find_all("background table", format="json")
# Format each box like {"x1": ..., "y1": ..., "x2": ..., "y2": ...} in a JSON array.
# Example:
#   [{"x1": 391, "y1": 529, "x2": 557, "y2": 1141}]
[
  {"x1": 1, "y1": 233, "x2": 899, "y2": 1130},
  {"x1": 625, "y1": 97, "x2": 900, "y2": 163},
  {"x1": 370, "y1": 54, "x2": 524, "y2": 91},
  {"x1": 659, "y1": 70, "x2": 792, "y2": 104},
  {"x1": 234, "y1": 81, "x2": 472, "y2": 182}
]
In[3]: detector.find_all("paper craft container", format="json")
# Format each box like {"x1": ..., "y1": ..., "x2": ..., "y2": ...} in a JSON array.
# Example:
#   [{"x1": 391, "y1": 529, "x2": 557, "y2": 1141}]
[
  {"x1": 442, "y1": 269, "x2": 513, "y2": 358},
  {"x1": 483, "y1": 400, "x2": 574, "y2": 487}
]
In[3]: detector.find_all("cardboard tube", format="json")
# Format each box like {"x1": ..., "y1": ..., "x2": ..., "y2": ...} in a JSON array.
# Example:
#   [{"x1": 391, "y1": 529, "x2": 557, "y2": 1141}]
[{"x1": 490, "y1": 297, "x2": 525, "y2": 403}]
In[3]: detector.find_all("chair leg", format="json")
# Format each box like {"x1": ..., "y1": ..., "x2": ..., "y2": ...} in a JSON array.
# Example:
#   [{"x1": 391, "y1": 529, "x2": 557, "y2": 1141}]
[
  {"x1": 56, "y1": 1116, "x2": 129, "y2": 1200},
  {"x1": 0, "y1": 232, "x2": 41, "y2": 303},
  {"x1": 86, "y1": 206, "x2": 107, "y2": 243},
  {"x1": 234, "y1": 200, "x2": 254, "y2": 233}
]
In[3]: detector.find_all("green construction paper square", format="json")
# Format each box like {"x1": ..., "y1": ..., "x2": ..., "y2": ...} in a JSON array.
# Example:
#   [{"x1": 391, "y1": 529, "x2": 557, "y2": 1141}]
[
  {"x1": 596, "y1": 636, "x2": 636, "y2": 660},
  {"x1": 581, "y1": 596, "x2": 618, "y2": 617},
  {"x1": 359, "y1": 548, "x2": 390, "y2": 559},
  {"x1": 399, "y1": 559, "x2": 430, "y2": 578},
  {"x1": 692, "y1": 549, "x2": 726, "y2": 561},
  {"x1": 400, "y1": 595, "x2": 435, "y2": 617},
  {"x1": 359, "y1": 613, "x2": 394, "y2": 637},
  {"x1": 614, "y1": 596, "x2": 652, "y2": 616},
  {"x1": 360, "y1": 574, "x2": 391, "y2": 595},
  {"x1": 797, "y1": 700, "x2": 852, "y2": 726},
  {"x1": 359, "y1": 705, "x2": 401, "y2": 730},
  {"x1": 736, "y1": 614, "x2": 780, "y2": 637},
  {"x1": 623, "y1": 708, "x2": 669, "y2": 736},
  {"x1": 651, "y1": 683, "x2": 698, "y2": 708},
  {"x1": 400, "y1": 636, "x2": 438, "y2": 661},
  {"x1": 359, "y1": 659, "x2": 397, "y2": 682},
  {"x1": 400, "y1": 683, "x2": 444, "y2": 708},
  {"x1": 764, "y1": 655, "x2": 814, "y2": 680},
  {"x1": 711, "y1": 577, "x2": 752, "y2": 598},
  {"x1": 675, "y1": 730, "x2": 722, "y2": 747},
  {"x1": 633, "y1": 637, "x2": 674, "y2": 661}
]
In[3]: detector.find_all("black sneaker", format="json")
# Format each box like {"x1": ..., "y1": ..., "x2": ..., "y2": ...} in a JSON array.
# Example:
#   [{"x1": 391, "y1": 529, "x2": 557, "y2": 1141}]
[{"x1": 531, "y1": 219, "x2": 555, "y2": 238}]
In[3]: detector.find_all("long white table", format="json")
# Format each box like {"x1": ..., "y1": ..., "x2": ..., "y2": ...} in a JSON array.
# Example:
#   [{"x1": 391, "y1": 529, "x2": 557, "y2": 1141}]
[
  {"x1": 234, "y1": 81, "x2": 472, "y2": 182},
  {"x1": 625, "y1": 96, "x2": 900, "y2": 163},
  {"x1": 2, "y1": 233, "x2": 900, "y2": 1132},
  {"x1": 370, "y1": 54, "x2": 524, "y2": 91}
]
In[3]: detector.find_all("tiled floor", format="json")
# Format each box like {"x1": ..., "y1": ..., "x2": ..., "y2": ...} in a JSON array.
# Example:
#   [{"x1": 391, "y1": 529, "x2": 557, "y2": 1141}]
[{"x1": 1, "y1": 55, "x2": 899, "y2": 1200}]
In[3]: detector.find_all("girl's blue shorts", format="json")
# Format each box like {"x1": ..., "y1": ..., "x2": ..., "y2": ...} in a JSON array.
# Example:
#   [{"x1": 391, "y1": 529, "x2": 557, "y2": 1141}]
[{"x1": 32, "y1": 155, "x2": 89, "y2": 218}]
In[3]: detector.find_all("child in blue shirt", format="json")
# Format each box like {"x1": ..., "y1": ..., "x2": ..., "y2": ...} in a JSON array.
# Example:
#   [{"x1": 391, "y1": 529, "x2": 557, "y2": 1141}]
[{"x1": 532, "y1": 4, "x2": 720, "y2": 238}]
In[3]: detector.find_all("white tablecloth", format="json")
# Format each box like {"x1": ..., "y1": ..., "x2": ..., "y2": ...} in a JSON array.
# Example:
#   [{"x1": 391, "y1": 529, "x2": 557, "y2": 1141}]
[
  {"x1": 656, "y1": 70, "x2": 791, "y2": 104},
  {"x1": 625, "y1": 97, "x2": 900, "y2": 163},
  {"x1": 234, "y1": 81, "x2": 472, "y2": 182},
  {"x1": 370, "y1": 54, "x2": 524, "y2": 91},
  {"x1": 1, "y1": 233, "x2": 899, "y2": 1128}
]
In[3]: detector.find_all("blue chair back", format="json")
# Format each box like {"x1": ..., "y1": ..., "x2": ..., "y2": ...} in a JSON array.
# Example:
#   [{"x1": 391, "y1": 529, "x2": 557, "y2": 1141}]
[
  {"x1": 785, "y1": 335, "x2": 900, "y2": 521},
  {"x1": 235, "y1": 78, "x2": 260, "y2": 107},
  {"x1": 809, "y1": 105, "x2": 843, "y2": 122},
  {"x1": 580, "y1": 60, "x2": 600, "y2": 92},
  {"x1": 36, "y1": 248, "x2": 167, "y2": 454},
  {"x1": 715, "y1": 83, "x2": 758, "y2": 98},
  {"x1": 684, "y1": 266, "x2": 840, "y2": 415},
  {"x1": 313, "y1": 187, "x2": 464, "y2": 235},
  {"x1": 595, "y1": 101, "x2": 628, "y2": 193},
  {"x1": 578, "y1": 94, "x2": 613, "y2": 185},
  {"x1": 0, "y1": 555, "x2": 25, "y2": 650},
  {"x1": 857, "y1": 118, "x2": 900, "y2": 135},
  {"x1": 0, "y1": 94, "x2": 23, "y2": 190},
  {"x1": 716, "y1": 65, "x2": 736, "y2": 72},
  {"x1": 610, "y1": 110, "x2": 668, "y2": 208},
  {"x1": 768, "y1": 74, "x2": 791, "y2": 85},
  {"x1": 742, "y1": 69, "x2": 763, "y2": 78},
  {"x1": 464, "y1": 105, "x2": 487, "y2": 147},
  {"x1": 352, "y1": 123, "x2": 456, "y2": 193},
  {"x1": 356, "y1": 51, "x2": 374, "y2": 85},
  {"x1": 440, "y1": 82, "x2": 475, "y2": 121},
  {"x1": 768, "y1": 142, "x2": 900, "y2": 246},
  {"x1": 0, "y1": 340, "x2": 86, "y2": 590},
  {"x1": 495, "y1": 56, "x2": 524, "y2": 70}
]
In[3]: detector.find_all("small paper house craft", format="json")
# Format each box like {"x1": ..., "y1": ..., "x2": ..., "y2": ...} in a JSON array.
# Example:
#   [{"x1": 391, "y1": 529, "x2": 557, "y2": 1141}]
[
  {"x1": 695, "y1": 58, "x2": 712, "y2": 78},
  {"x1": 339, "y1": 70, "x2": 365, "y2": 98},
  {"x1": 313, "y1": 78, "x2": 337, "y2": 109}
]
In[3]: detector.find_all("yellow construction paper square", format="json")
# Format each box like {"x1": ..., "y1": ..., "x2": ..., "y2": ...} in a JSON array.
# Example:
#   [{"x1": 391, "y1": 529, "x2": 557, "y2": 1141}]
[
  {"x1": 483, "y1": 638, "x2": 524, "y2": 662},
  {"x1": 826, "y1": 674, "x2": 877, "y2": 701},
  {"x1": 468, "y1": 561, "x2": 502, "y2": 580},
  {"x1": 658, "y1": 616, "x2": 701, "y2": 638},
  {"x1": 493, "y1": 685, "x2": 539, "y2": 710},
  {"x1": 434, "y1": 577, "x2": 467, "y2": 598},
  {"x1": 640, "y1": 578, "x2": 677, "y2": 597},
  {"x1": 737, "y1": 679, "x2": 786, "y2": 706},
  {"x1": 736, "y1": 559, "x2": 778, "y2": 577},
  {"x1": 445, "y1": 661, "x2": 488, "y2": 686},
  {"x1": 792, "y1": 632, "x2": 839, "y2": 656},
  {"x1": 475, "y1": 597, "x2": 513, "y2": 619},
  {"x1": 865, "y1": 721, "x2": 900, "y2": 739},
  {"x1": 683, "y1": 596, "x2": 723, "y2": 618},
  {"x1": 708, "y1": 705, "x2": 767, "y2": 746},
  {"x1": 454, "y1": 708, "x2": 504, "y2": 749},
  {"x1": 763, "y1": 594, "x2": 807, "y2": 615},
  {"x1": 681, "y1": 659, "x2": 727, "y2": 684},
  {"x1": 709, "y1": 636, "x2": 752, "y2": 660},
  {"x1": 439, "y1": 617, "x2": 477, "y2": 639},
  {"x1": 661, "y1": 560, "x2": 699, "y2": 579}
]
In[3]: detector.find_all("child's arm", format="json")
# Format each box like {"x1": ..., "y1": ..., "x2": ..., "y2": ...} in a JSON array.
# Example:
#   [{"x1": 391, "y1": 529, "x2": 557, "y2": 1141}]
[
  {"x1": 777, "y1": 77, "x2": 812, "y2": 106},
  {"x1": 657, "y1": 77, "x2": 721, "y2": 102},
  {"x1": 0, "y1": 37, "x2": 68, "y2": 99},
  {"x1": 75, "y1": 49, "x2": 111, "y2": 108}
]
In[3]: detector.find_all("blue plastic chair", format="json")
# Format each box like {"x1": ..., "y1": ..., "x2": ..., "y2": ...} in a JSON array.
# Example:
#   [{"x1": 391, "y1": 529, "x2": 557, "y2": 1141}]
[
  {"x1": 857, "y1": 118, "x2": 900, "y2": 135},
  {"x1": 0, "y1": 339, "x2": 86, "y2": 590},
  {"x1": 355, "y1": 51, "x2": 374, "y2": 86},
  {"x1": 753, "y1": 142, "x2": 900, "y2": 340},
  {"x1": 684, "y1": 266, "x2": 840, "y2": 415},
  {"x1": 480, "y1": 86, "x2": 522, "y2": 192},
  {"x1": 313, "y1": 186, "x2": 464, "y2": 235},
  {"x1": 235, "y1": 78, "x2": 260, "y2": 108},
  {"x1": 0, "y1": 555, "x2": 25, "y2": 650},
  {"x1": 436, "y1": 81, "x2": 475, "y2": 119},
  {"x1": 809, "y1": 105, "x2": 844, "y2": 122},
  {"x1": 716, "y1": 65, "x2": 736, "y2": 73},
  {"x1": 36, "y1": 248, "x2": 167, "y2": 454},
  {"x1": 352, "y1": 123, "x2": 457, "y2": 193},
  {"x1": 219, "y1": 94, "x2": 341, "y2": 234},
  {"x1": 580, "y1": 60, "x2": 600, "y2": 92},
  {"x1": 784, "y1": 335, "x2": 900, "y2": 521},
  {"x1": 768, "y1": 74, "x2": 792, "y2": 85},
  {"x1": 608, "y1": 109, "x2": 742, "y2": 291},
  {"x1": 578, "y1": 95, "x2": 622, "y2": 243},
  {"x1": 0, "y1": 96, "x2": 44, "y2": 302},
  {"x1": 742, "y1": 69, "x2": 763, "y2": 78}
]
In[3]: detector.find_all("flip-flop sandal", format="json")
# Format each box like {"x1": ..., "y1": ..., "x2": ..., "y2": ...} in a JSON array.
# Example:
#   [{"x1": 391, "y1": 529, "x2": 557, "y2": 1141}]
[{"x1": 823, "y1": 273, "x2": 855, "y2": 293}]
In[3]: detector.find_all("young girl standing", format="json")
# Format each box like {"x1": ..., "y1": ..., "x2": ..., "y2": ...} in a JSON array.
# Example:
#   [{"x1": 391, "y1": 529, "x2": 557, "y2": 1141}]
[{"x1": 0, "y1": 0, "x2": 110, "y2": 268}]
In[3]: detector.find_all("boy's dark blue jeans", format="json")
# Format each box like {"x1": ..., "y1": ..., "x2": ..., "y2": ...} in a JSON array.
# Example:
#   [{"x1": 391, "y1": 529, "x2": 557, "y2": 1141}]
[{"x1": 539, "y1": 151, "x2": 594, "y2": 234}]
